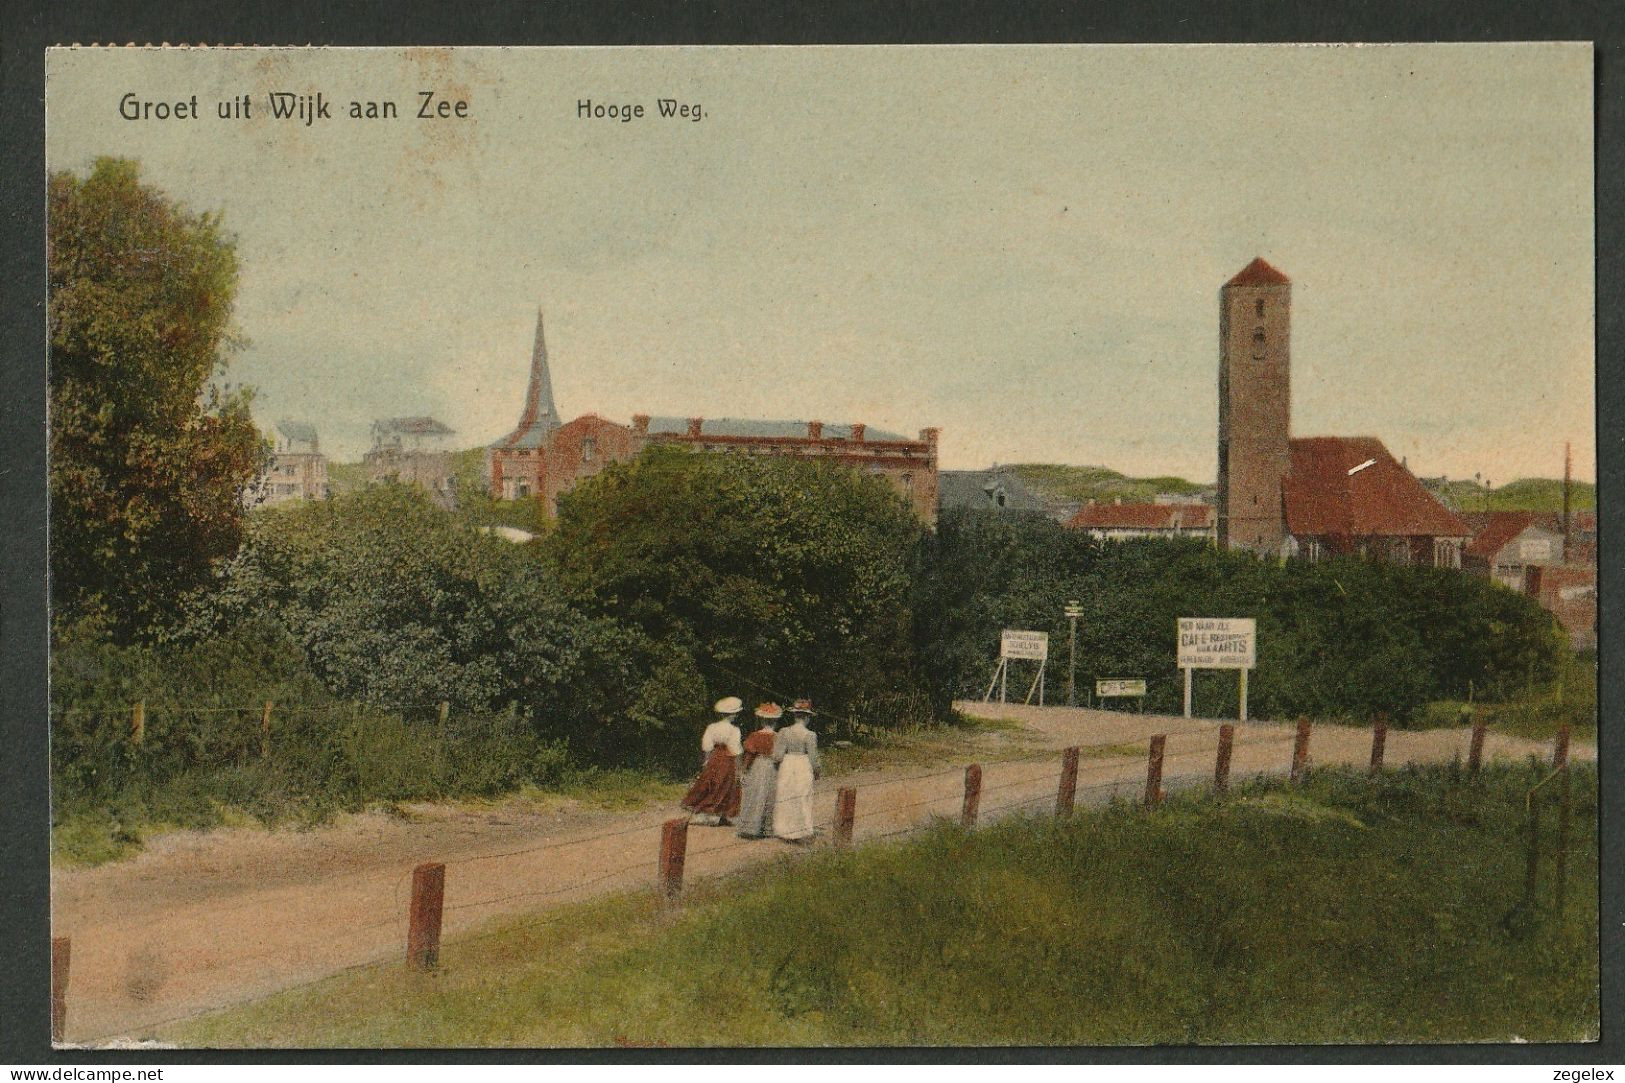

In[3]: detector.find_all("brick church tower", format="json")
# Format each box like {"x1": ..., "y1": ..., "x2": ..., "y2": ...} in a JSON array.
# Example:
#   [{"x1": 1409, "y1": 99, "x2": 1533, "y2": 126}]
[{"x1": 1217, "y1": 257, "x2": 1292, "y2": 553}]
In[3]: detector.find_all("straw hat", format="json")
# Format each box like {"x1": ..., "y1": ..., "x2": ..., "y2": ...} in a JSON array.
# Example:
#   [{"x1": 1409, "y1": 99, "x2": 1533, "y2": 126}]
[
  {"x1": 714, "y1": 696, "x2": 743, "y2": 716},
  {"x1": 790, "y1": 699, "x2": 814, "y2": 715},
  {"x1": 754, "y1": 702, "x2": 783, "y2": 720}
]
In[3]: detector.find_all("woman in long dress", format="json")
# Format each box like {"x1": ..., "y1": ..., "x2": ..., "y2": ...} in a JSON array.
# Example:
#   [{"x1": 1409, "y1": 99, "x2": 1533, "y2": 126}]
[
  {"x1": 772, "y1": 699, "x2": 820, "y2": 842},
  {"x1": 736, "y1": 703, "x2": 781, "y2": 839},
  {"x1": 682, "y1": 696, "x2": 743, "y2": 826}
]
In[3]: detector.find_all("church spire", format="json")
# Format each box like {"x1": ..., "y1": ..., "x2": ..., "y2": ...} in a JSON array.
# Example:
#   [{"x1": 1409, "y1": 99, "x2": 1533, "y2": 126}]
[{"x1": 513, "y1": 307, "x2": 560, "y2": 437}]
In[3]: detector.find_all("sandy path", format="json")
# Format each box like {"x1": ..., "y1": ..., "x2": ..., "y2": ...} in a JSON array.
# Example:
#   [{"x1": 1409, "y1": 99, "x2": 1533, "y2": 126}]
[{"x1": 51, "y1": 704, "x2": 1584, "y2": 1045}]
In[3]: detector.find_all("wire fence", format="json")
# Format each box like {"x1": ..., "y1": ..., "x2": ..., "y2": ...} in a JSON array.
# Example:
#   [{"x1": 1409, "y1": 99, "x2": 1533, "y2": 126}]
[{"x1": 57, "y1": 714, "x2": 1568, "y2": 1047}]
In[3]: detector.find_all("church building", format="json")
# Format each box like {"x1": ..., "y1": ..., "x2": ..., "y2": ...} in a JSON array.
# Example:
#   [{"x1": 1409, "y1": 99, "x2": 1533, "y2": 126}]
[
  {"x1": 1216, "y1": 258, "x2": 1468, "y2": 567},
  {"x1": 487, "y1": 311, "x2": 941, "y2": 523}
]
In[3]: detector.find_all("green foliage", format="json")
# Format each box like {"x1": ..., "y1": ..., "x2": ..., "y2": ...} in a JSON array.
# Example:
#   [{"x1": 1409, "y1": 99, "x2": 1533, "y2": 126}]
[
  {"x1": 50, "y1": 619, "x2": 577, "y2": 863},
  {"x1": 919, "y1": 510, "x2": 1565, "y2": 722},
  {"x1": 323, "y1": 461, "x2": 370, "y2": 496},
  {"x1": 1007, "y1": 462, "x2": 1206, "y2": 506},
  {"x1": 547, "y1": 445, "x2": 933, "y2": 737},
  {"x1": 1421, "y1": 648, "x2": 1596, "y2": 741},
  {"x1": 49, "y1": 157, "x2": 269, "y2": 643},
  {"x1": 1430, "y1": 476, "x2": 1595, "y2": 513},
  {"x1": 172, "y1": 765, "x2": 1599, "y2": 1047},
  {"x1": 174, "y1": 485, "x2": 691, "y2": 759}
]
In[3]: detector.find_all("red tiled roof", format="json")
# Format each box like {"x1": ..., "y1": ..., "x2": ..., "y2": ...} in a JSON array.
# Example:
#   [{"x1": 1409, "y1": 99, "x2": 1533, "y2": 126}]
[
  {"x1": 1531, "y1": 510, "x2": 1595, "y2": 536},
  {"x1": 1283, "y1": 437, "x2": 1469, "y2": 539},
  {"x1": 1068, "y1": 503, "x2": 1214, "y2": 531},
  {"x1": 1225, "y1": 257, "x2": 1290, "y2": 287},
  {"x1": 1463, "y1": 511, "x2": 1538, "y2": 560}
]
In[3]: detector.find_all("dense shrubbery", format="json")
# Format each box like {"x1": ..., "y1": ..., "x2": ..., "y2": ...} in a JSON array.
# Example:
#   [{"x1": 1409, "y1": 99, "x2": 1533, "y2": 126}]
[
  {"x1": 918, "y1": 509, "x2": 1567, "y2": 723},
  {"x1": 174, "y1": 485, "x2": 705, "y2": 765},
  {"x1": 50, "y1": 619, "x2": 573, "y2": 862},
  {"x1": 50, "y1": 453, "x2": 1575, "y2": 860},
  {"x1": 547, "y1": 445, "x2": 933, "y2": 739}
]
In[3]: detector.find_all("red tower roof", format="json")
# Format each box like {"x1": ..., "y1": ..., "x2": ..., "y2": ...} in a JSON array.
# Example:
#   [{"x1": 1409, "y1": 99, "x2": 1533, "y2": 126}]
[{"x1": 1226, "y1": 257, "x2": 1290, "y2": 287}]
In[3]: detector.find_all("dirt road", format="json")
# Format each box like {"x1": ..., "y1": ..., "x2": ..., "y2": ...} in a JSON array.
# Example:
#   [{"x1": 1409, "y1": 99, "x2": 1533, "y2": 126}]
[{"x1": 51, "y1": 704, "x2": 1584, "y2": 1045}]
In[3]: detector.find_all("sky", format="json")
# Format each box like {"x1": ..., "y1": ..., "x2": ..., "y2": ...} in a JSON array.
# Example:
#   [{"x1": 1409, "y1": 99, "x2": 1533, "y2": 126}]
[{"x1": 45, "y1": 44, "x2": 1594, "y2": 482}]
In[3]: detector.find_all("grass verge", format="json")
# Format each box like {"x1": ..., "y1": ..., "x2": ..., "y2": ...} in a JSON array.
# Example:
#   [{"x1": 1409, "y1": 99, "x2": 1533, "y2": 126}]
[
  {"x1": 1419, "y1": 649, "x2": 1596, "y2": 743},
  {"x1": 169, "y1": 762, "x2": 1598, "y2": 1047}
]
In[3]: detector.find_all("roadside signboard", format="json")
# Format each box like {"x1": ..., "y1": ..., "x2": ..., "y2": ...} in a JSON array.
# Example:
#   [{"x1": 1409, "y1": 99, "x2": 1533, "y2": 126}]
[
  {"x1": 1096, "y1": 679, "x2": 1147, "y2": 697},
  {"x1": 1176, "y1": 617, "x2": 1256, "y2": 670},
  {"x1": 1000, "y1": 629, "x2": 1050, "y2": 662}
]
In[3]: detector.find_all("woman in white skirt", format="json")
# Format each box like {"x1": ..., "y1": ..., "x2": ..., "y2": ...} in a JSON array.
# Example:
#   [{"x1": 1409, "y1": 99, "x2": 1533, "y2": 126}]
[{"x1": 772, "y1": 699, "x2": 820, "y2": 842}]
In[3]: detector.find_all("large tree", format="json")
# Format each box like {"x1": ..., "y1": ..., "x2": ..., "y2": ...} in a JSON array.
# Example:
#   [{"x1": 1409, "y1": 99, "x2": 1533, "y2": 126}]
[
  {"x1": 49, "y1": 157, "x2": 267, "y2": 642},
  {"x1": 547, "y1": 445, "x2": 933, "y2": 733}
]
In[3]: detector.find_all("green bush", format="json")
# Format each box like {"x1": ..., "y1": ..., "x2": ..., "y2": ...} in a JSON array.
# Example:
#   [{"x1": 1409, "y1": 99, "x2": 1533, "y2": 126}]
[
  {"x1": 918, "y1": 510, "x2": 1566, "y2": 723},
  {"x1": 50, "y1": 619, "x2": 579, "y2": 862},
  {"x1": 548, "y1": 445, "x2": 932, "y2": 735}
]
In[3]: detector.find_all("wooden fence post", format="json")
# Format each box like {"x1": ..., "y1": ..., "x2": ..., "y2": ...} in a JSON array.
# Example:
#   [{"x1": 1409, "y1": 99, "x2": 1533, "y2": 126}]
[
  {"x1": 1144, "y1": 735, "x2": 1166, "y2": 807},
  {"x1": 1056, "y1": 746, "x2": 1080, "y2": 817},
  {"x1": 962, "y1": 764, "x2": 982, "y2": 828},
  {"x1": 834, "y1": 787, "x2": 857, "y2": 847},
  {"x1": 130, "y1": 701, "x2": 145, "y2": 745},
  {"x1": 50, "y1": 936, "x2": 70, "y2": 1044},
  {"x1": 1467, "y1": 715, "x2": 1487, "y2": 773},
  {"x1": 406, "y1": 862, "x2": 446, "y2": 971},
  {"x1": 1369, "y1": 715, "x2": 1388, "y2": 776},
  {"x1": 1214, "y1": 723, "x2": 1234, "y2": 795},
  {"x1": 659, "y1": 817, "x2": 688, "y2": 899},
  {"x1": 1290, "y1": 718, "x2": 1311, "y2": 785},
  {"x1": 260, "y1": 701, "x2": 274, "y2": 758},
  {"x1": 1553, "y1": 723, "x2": 1570, "y2": 769}
]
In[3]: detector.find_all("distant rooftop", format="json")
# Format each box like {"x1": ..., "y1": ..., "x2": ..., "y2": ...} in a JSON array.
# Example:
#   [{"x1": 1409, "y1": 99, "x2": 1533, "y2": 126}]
[
  {"x1": 1070, "y1": 503, "x2": 1214, "y2": 531},
  {"x1": 275, "y1": 420, "x2": 318, "y2": 445},
  {"x1": 937, "y1": 468, "x2": 1051, "y2": 514},
  {"x1": 644, "y1": 416, "x2": 909, "y2": 442},
  {"x1": 1225, "y1": 257, "x2": 1290, "y2": 287},
  {"x1": 374, "y1": 416, "x2": 456, "y2": 436}
]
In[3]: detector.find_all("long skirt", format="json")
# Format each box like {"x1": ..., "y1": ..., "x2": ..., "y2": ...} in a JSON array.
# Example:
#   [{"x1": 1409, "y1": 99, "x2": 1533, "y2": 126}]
[
  {"x1": 736, "y1": 756, "x2": 778, "y2": 838},
  {"x1": 682, "y1": 746, "x2": 741, "y2": 819},
  {"x1": 773, "y1": 754, "x2": 815, "y2": 841}
]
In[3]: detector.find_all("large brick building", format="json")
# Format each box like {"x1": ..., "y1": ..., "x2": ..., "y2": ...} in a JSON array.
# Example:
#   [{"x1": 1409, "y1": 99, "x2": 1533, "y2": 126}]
[
  {"x1": 487, "y1": 311, "x2": 940, "y2": 522},
  {"x1": 1216, "y1": 258, "x2": 1469, "y2": 566}
]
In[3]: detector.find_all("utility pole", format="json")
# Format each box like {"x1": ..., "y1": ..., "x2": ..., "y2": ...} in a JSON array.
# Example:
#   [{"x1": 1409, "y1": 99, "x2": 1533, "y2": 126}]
[
  {"x1": 1064, "y1": 600, "x2": 1084, "y2": 707},
  {"x1": 1562, "y1": 441, "x2": 1572, "y2": 562}
]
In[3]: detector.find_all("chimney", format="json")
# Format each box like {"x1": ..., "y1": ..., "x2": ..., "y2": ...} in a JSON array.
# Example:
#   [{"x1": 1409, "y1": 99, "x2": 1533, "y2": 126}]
[
  {"x1": 807, "y1": 420, "x2": 823, "y2": 440},
  {"x1": 919, "y1": 427, "x2": 940, "y2": 446},
  {"x1": 632, "y1": 414, "x2": 650, "y2": 435},
  {"x1": 851, "y1": 423, "x2": 866, "y2": 442},
  {"x1": 687, "y1": 417, "x2": 703, "y2": 439}
]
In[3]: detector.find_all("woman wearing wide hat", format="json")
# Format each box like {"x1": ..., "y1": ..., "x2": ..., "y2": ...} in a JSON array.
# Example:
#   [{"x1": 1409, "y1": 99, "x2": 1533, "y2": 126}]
[
  {"x1": 772, "y1": 699, "x2": 820, "y2": 842},
  {"x1": 682, "y1": 697, "x2": 744, "y2": 826},
  {"x1": 735, "y1": 703, "x2": 782, "y2": 839}
]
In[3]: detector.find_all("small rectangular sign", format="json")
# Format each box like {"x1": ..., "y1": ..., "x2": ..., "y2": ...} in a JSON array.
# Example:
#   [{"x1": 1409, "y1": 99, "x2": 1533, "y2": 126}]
[
  {"x1": 1000, "y1": 629, "x2": 1050, "y2": 661},
  {"x1": 1096, "y1": 679, "x2": 1147, "y2": 697},
  {"x1": 1177, "y1": 617, "x2": 1256, "y2": 669}
]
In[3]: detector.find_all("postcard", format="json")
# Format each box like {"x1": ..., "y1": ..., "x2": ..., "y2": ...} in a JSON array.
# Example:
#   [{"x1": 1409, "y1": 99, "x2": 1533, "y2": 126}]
[{"x1": 42, "y1": 43, "x2": 1596, "y2": 1049}]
